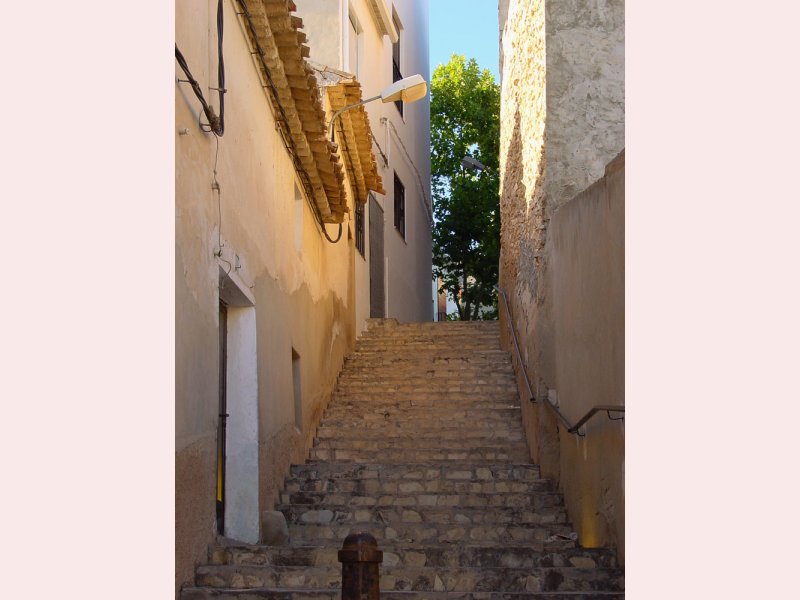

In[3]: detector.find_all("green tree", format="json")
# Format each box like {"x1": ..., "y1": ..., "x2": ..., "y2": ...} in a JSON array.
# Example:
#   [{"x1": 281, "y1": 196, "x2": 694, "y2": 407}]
[{"x1": 431, "y1": 55, "x2": 500, "y2": 320}]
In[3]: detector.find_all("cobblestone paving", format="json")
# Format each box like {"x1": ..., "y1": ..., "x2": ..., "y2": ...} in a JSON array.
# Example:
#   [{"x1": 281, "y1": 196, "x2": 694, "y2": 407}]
[{"x1": 182, "y1": 320, "x2": 624, "y2": 599}]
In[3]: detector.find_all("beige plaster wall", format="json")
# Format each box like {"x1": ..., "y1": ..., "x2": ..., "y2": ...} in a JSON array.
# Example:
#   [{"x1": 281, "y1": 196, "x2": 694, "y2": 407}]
[
  {"x1": 548, "y1": 151, "x2": 625, "y2": 560},
  {"x1": 498, "y1": 0, "x2": 624, "y2": 564},
  {"x1": 294, "y1": 0, "x2": 342, "y2": 68},
  {"x1": 176, "y1": 0, "x2": 359, "y2": 594}
]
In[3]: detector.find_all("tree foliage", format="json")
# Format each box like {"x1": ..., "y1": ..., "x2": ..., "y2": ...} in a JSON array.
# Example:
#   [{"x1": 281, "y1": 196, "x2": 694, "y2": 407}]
[{"x1": 431, "y1": 55, "x2": 500, "y2": 320}]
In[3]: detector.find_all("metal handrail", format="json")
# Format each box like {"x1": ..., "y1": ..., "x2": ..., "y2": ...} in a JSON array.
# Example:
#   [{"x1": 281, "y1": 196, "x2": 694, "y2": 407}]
[
  {"x1": 493, "y1": 284, "x2": 535, "y2": 403},
  {"x1": 493, "y1": 284, "x2": 624, "y2": 436}
]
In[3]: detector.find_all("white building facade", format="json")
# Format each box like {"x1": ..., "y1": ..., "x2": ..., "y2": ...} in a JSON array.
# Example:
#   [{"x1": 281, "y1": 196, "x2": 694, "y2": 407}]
[{"x1": 295, "y1": 0, "x2": 433, "y2": 329}]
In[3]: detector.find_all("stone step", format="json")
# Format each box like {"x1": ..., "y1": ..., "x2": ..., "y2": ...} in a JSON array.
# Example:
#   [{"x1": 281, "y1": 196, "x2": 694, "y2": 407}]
[
  {"x1": 209, "y1": 542, "x2": 617, "y2": 570},
  {"x1": 315, "y1": 426, "x2": 522, "y2": 439},
  {"x1": 313, "y1": 429, "x2": 524, "y2": 444},
  {"x1": 352, "y1": 346, "x2": 504, "y2": 355},
  {"x1": 342, "y1": 359, "x2": 513, "y2": 369},
  {"x1": 320, "y1": 411, "x2": 521, "y2": 425},
  {"x1": 340, "y1": 364, "x2": 514, "y2": 373},
  {"x1": 315, "y1": 420, "x2": 523, "y2": 434},
  {"x1": 355, "y1": 337, "x2": 502, "y2": 346},
  {"x1": 183, "y1": 588, "x2": 624, "y2": 600},
  {"x1": 279, "y1": 490, "x2": 561, "y2": 511},
  {"x1": 362, "y1": 325, "x2": 500, "y2": 335},
  {"x1": 314, "y1": 427, "x2": 524, "y2": 442},
  {"x1": 339, "y1": 364, "x2": 514, "y2": 384},
  {"x1": 343, "y1": 358, "x2": 513, "y2": 369},
  {"x1": 332, "y1": 386, "x2": 518, "y2": 397},
  {"x1": 341, "y1": 375, "x2": 514, "y2": 385},
  {"x1": 287, "y1": 521, "x2": 576, "y2": 544},
  {"x1": 322, "y1": 405, "x2": 522, "y2": 418},
  {"x1": 353, "y1": 345, "x2": 503, "y2": 354},
  {"x1": 340, "y1": 362, "x2": 514, "y2": 371},
  {"x1": 331, "y1": 386, "x2": 518, "y2": 395},
  {"x1": 321, "y1": 406, "x2": 523, "y2": 420},
  {"x1": 362, "y1": 326, "x2": 500, "y2": 332},
  {"x1": 307, "y1": 446, "x2": 530, "y2": 463},
  {"x1": 347, "y1": 348, "x2": 508, "y2": 357},
  {"x1": 187, "y1": 322, "x2": 622, "y2": 599},
  {"x1": 325, "y1": 396, "x2": 521, "y2": 410},
  {"x1": 280, "y1": 505, "x2": 567, "y2": 528},
  {"x1": 322, "y1": 403, "x2": 521, "y2": 415},
  {"x1": 283, "y1": 475, "x2": 553, "y2": 495},
  {"x1": 347, "y1": 349, "x2": 510, "y2": 358},
  {"x1": 194, "y1": 564, "x2": 623, "y2": 593},
  {"x1": 288, "y1": 462, "x2": 542, "y2": 482},
  {"x1": 361, "y1": 323, "x2": 500, "y2": 332},
  {"x1": 324, "y1": 403, "x2": 522, "y2": 417},
  {"x1": 311, "y1": 442, "x2": 528, "y2": 456},
  {"x1": 366, "y1": 319, "x2": 499, "y2": 328},
  {"x1": 339, "y1": 376, "x2": 514, "y2": 389}
]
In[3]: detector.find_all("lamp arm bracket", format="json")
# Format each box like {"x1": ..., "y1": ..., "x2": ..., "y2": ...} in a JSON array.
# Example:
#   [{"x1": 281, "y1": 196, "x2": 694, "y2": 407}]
[{"x1": 328, "y1": 94, "x2": 381, "y2": 141}]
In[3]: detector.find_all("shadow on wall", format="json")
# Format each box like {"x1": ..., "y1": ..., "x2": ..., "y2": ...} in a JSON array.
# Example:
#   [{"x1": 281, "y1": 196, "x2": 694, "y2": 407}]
[
  {"x1": 499, "y1": 108, "x2": 625, "y2": 564},
  {"x1": 499, "y1": 109, "x2": 562, "y2": 486},
  {"x1": 546, "y1": 150, "x2": 624, "y2": 561}
]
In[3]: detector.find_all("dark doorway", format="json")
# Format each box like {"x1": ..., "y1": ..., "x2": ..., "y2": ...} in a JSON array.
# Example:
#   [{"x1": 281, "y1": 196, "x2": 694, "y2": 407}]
[
  {"x1": 216, "y1": 301, "x2": 228, "y2": 535},
  {"x1": 369, "y1": 194, "x2": 385, "y2": 317}
]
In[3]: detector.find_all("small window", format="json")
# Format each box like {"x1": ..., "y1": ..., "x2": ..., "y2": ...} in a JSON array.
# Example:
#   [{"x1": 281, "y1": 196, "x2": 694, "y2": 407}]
[
  {"x1": 348, "y1": 6, "x2": 361, "y2": 78},
  {"x1": 294, "y1": 184, "x2": 303, "y2": 252},
  {"x1": 355, "y1": 198, "x2": 365, "y2": 257},
  {"x1": 391, "y1": 12, "x2": 403, "y2": 116},
  {"x1": 292, "y1": 349, "x2": 302, "y2": 430},
  {"x1": 393, "y1": 173, "x2": 405, "y2": 239}
]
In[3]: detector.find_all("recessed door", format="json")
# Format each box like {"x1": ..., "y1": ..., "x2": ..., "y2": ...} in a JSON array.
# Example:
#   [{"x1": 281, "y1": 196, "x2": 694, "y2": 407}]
[
  {"x1": 216, "y1": 301, "x2": 228, "y2": 535},
  {"x1": 369, "y1": 195, "x2": 385, "y2": 318}
]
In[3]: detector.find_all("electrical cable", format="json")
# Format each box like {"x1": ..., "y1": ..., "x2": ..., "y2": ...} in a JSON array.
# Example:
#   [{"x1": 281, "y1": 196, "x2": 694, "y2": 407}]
[
  {"x1": 175, "y1": 0, "x2": 226, "y2": 136},
  {"x1": 175, "y1": 44, "x2": 221, "y2": 134},
  {"x1": 213, "y1": 136, "x2": 223, "y2": 254},
  {"x1": 370, "y1": 129, "x2": 388, "y2": 167},
  {"x1": 215, "y1": 0, "x2": 226, "y2": 135},
  {"x1": 385, "y1": 119, "x2": 433, "y2": 224},
  {"x1": 212, "y1": 135, "x2": 234, "y2": 289}
]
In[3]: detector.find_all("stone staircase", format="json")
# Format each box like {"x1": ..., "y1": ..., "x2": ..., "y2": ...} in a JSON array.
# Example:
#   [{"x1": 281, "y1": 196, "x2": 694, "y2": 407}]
[{"x1": 182, "y1": 319, "x2": 624, "y2": 599}]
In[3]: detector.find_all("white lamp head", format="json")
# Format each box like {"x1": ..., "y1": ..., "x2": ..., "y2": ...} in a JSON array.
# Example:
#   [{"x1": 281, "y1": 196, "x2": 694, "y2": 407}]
[
  {"x1": 461, "y1": 156, "x2": 487, "y2": 172},
  {"x1": 380, "y1": 74, "x2": 428, "y2": 104}
]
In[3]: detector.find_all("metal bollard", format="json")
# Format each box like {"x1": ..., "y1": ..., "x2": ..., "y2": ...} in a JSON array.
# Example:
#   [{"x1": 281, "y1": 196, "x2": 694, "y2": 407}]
[{"x1": 338, "y1": 532, "x2": 383, "y2": 600}]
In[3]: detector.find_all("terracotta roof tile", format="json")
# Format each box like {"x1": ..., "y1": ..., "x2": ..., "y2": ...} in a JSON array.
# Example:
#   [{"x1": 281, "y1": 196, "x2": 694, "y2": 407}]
[
  {"x1": 311, "y1": 64, "x2": 386, "y2": 203},
  {"x1": 241, "y1": 0, "x2": 348, "y2": 222}
]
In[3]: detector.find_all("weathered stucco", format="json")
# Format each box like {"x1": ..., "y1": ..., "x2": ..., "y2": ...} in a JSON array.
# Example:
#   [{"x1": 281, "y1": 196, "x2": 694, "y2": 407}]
[
  {"x1": 544, "y1": 0, "x2": 625, "y2": 207},
  {"x1": 498, "y1": 0, "x2": 624, "y2": 564},
  {"x1": 176, "y1": 0, "x2": 361, "y2": 594},
  {"x1": 548, "y1": 152, "x2": 625, "y2": 559}
]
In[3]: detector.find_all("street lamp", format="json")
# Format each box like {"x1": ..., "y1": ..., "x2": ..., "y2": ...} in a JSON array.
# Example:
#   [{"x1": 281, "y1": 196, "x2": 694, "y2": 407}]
[
  {"x1": 461, "y1": 156, "x2": 487, "y2": 172},
  {"x1": 328, "y1": 74, "x2": 428, "y2": 141}
]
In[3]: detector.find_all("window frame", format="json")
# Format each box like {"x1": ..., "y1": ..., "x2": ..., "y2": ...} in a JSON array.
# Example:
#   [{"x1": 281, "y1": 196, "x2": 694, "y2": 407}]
[
  {"x1": 391, "y1": 12, "x2": 403, "y2": 117},
  {"x1": 393, "y1": 172, "x2": 405, "y2": 239},
  {"x1": 355, "y1": 197, "x2": 366, "y2": 257},
  {"x1": 347, "y1": 5, "x2": 362, "y2": 79}
]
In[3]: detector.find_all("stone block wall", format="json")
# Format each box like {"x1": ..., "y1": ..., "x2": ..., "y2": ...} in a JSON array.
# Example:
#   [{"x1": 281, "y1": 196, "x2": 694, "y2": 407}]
[
  {"x1": 498, "y1": 0, "x2": 624, "y2": 563},
  {"x1": 544, "y1": 0, "x2": 625, "y2": 206}
]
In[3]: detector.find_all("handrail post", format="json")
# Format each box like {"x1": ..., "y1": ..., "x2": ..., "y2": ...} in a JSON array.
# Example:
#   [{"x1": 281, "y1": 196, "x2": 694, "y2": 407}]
[
  {"x1": 493, "y1": 284, "x2": 536, "y2": 403},
  {"x1": 494, "y1": 283, "x2": 624, "y2": 436},
  {"x1": 339, "y1": 532, "x2": 383, "y2": 600}
]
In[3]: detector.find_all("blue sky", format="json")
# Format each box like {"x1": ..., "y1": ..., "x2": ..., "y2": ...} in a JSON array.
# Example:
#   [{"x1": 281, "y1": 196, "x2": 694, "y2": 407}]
[{"x1": 429, "y1": 0, "x2": 500, "y2": 83}]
